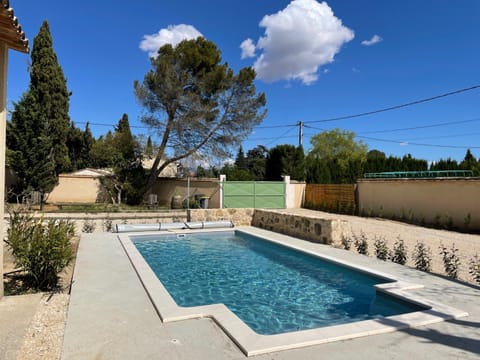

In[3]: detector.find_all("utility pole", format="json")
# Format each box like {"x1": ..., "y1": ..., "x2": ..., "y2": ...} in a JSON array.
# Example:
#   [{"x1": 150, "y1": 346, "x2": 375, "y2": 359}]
[{"x1": 298, "y1": 121, "x2": 303, "y2": 147}]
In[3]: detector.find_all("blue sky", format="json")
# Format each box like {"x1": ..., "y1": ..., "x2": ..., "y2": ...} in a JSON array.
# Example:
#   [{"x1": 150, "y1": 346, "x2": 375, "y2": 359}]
[{"x1": 6, "y1": 0, "x2": 480, "y2": 163}]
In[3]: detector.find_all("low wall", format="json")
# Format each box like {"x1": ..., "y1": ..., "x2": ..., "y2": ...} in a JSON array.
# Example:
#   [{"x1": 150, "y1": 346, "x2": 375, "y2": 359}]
[
  {"x1": 4, "y1": 209, "x2": 345, "y2": 246},
  {"x1": 15, "y1": 211, "x2": 188, "y2": 235},
  {"x1": 189, "y1": 208, "x2": 254, "y2": 226},
  {"x1": 251, "y1": 209, "x2": 346, "y2": 245},
  {"x1": 358, "y1": 178, "x2": 480, "y2": 231}
]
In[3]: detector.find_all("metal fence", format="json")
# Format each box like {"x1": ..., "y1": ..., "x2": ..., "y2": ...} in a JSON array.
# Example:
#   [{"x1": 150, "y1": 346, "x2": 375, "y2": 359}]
[{"x1": 222, "y1": 181, "x2": 285, "y2": 209}]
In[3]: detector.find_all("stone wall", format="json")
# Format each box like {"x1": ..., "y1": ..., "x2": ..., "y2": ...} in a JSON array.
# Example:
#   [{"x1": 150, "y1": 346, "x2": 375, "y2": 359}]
[
  {"x1": 189, "y1": 208, "x2": 254, "y2": 226},
  {"x1": 5, "y1": 211, "x2": 188, "y2": 235},
  {"x1": 251, "y1": 209, "x2": 346, "y2": 245},
  {"x1": 5, "y1": 209, "x2": 345, "y2": 245}
]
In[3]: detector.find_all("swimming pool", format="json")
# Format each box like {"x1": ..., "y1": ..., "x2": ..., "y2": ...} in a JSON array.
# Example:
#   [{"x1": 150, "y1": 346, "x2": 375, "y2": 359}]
[
  {"x1": 119, "y1": 227, "x2": 467, "y2": 356},
  {"x1": 132, "y1": 231, "x2": 425, "y2": 335}
]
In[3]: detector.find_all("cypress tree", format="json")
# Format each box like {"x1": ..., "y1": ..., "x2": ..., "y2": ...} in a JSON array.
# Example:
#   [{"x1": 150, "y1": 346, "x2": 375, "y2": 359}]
[
  {"x1": 7, "y1": 20, "x2": 71, "y2": 195},
  {"x1": 234, "y1": 146, "x2": 248, "y2": 171},
  {"x1": 145, "y1": 136, "x2": 154, "y2": 159},
  {"x1": 30, "y1": 21, "x2": 71, "y2": 174},
  {"x1": 7, "y1": 92, "x2": 56, "y2": 193}
]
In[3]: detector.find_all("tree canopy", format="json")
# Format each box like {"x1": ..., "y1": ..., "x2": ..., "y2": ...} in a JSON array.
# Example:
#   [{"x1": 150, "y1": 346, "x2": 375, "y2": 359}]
[
  {"x1": 134, "y1": 37, "x2": 267, "y2": 192},
  {"x1": 7, "y1": 20, "x2": 71, "y2": 194},
  {"x1": 266, "y1": 144, "x2": 305, "y2": 181}
]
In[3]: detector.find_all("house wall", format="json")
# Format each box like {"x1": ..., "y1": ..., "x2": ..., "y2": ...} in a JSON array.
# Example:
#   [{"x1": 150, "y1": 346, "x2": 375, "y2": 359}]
[
  {"x1": 48, "y1": 175, "x2": 101, "y2": 203},
  {"x1": 357, "y1": 178, "x2": 480, "y2": 230}
]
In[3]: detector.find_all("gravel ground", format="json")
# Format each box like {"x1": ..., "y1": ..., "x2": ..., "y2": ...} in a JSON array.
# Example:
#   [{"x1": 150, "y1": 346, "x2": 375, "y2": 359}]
[
  {"x1": 16, "y1": 293, "x2": 69, "y2": 360},
  {"x1": 282, "y1": 209, "x2": 480, "y2": 283}
]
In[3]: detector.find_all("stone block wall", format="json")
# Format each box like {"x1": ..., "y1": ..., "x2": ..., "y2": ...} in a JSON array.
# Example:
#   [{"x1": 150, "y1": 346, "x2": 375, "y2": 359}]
[
  {"x1": 251, "y1": 209, "x2": 346, "y2": 245},
  {"x1": 189, "y1": 208, "x2": 254, "y2": 226},
  {"x1": 5, "y1": 209, "x2": 345, "y2": 245}
]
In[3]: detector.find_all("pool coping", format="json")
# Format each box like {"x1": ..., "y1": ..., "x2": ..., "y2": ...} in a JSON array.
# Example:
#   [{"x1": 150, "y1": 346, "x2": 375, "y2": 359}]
[{"x1": 117, "y1": 227, "x2": 468, "y2": 357}]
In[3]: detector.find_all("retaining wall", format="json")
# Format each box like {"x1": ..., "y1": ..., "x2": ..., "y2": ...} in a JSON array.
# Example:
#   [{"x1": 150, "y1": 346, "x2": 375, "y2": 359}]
[
  {"x1": 4, "y1": 209, "x2": 346, "y2": 245},
  {"x1": 251, "y1": 209, "x2": 346, "y2": 245}
]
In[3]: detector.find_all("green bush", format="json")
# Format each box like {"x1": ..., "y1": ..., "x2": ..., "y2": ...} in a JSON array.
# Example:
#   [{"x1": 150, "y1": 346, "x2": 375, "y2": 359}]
[
  {"x1": 390, "y1": 237, "x2": 408, "y2": 265},
  {"x1": 374, "y1": 236, "x2": 389, "y2": 261},
  {"x1": 353, "y1": 231, "x2": 369, "y2": 255},
  {"x1": 413, "y1": 241, "x2": 432, "y2": 272},
  {"x1": 6, "y1": 211, "x2": 75, "y2": 290},
  {"x1": 439, "y1": 243, "x2": 460, "y2": 279},
  {"x1": 341, "y1": 234, "x2": 352, "y2": 250},
  {"x1": 468, "y1": 254, "x2": 480, "y2": 284}
]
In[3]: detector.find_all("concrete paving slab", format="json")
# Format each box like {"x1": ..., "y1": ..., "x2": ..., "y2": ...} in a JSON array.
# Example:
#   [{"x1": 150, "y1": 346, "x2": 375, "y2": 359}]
[
  {"x1": 62, "y1": 230, "x2": 480, "y2": 359},
  {"x1": 0, "y1": 293, "x2": 43, "y2": 360}
]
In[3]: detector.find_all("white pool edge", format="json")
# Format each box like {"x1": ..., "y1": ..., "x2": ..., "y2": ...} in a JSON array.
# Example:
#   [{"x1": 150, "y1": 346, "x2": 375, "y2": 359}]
[{"x1": 118, "y1": 227, "x2": 468, "y2": 357}]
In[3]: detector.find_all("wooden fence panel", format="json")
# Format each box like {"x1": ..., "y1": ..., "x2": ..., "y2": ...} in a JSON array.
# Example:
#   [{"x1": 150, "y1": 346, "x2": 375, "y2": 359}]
[{"x1": 304, "y1": 184, "x2": 356, "y2": 214}]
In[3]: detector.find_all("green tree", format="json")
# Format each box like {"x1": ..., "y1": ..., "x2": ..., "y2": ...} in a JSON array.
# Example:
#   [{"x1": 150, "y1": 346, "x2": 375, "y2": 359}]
[
  {"x1": 307, "y1": 129, "x2": 367, "y2": 184},
  {"x1": 89, "y1": 131, "x2": 117, "y2": 169},
  {"x1": 30, "y1": 21, "x2": 71, "y2": 174},
  {"x1": 134, "y1": 37, "x2": 266, "y2": 193},
  {"x1": 100, "y1": 114, "x2": 146, "y2": 204},
  {"x1": 266, "y1": 144, "x2": 305, "y2": 181},
  {"x1": 221, "y1": 163, "x2": 255, "y2": 181},
  {"x1": 234, "y1": 146, "x2": 248, "y2": 171},
  {"x1": 145, "y1": 136, "x2": 154, "y2": 159},
  {"x1": 460, "y1": 149, "x2": 479, "y2": 175},
  {"x1": 7, "y1": 92, "x2": 56, "y2": 194},
  {"x1": 430, "y1": 158, "x2": 459, "y2": 171},
  {"x1": 309, "y1": 128, "x2": 368, "y2": 166},
  {"x1": 66, "y1": 122, "x2": 95, "y2": 171},
  {"x1": 246, "y1": 145, "x2": 268, "y2": 180},
  {"x1": 7, "y1": 21, "x2": 71, "y2": 195}
]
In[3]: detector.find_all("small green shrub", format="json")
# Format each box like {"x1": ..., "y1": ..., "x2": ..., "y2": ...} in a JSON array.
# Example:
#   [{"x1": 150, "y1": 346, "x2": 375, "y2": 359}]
[
  {"x1": 390, "y1": 237, "x2": 407, "y2": 265},
  {"x1": 341, "y1": 234, "x2": 352, "y2": 250},
  {"x1": 464, "y1": 213, "x2": 471, "y2": 229},
  {"x1": 443, "y1": 213, "x2": 454, "y2": 230},
  {"x1": 413, "y1": 241, "x2": 432, "y2": 272},
  {"x1": 353, "y1": 231, "x2": 369, "y2": 255},
  {"x1": 439, "y1": 243, "x2": 460, "y2": 279},
  {"x1": 103, "y1": 217, "x2": 113, "y2": 232},
  {"x1": 6, "y1": 211, "x2": 74, "y2": 290},
  {"x1": 374, "y1": 236, "x2": 389, "y2": 261},
  {"x1": 82, "y1": 219, "x2": 96, "y2": 233},
  {"x1": 469, "y1": 254, "x2": 480, "y2": 284}
]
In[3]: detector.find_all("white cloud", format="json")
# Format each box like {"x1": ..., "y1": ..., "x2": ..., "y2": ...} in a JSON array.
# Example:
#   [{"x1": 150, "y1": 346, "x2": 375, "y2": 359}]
[
  {"x1": 361, "y1": 34, "x2": 382, "y2": 46},
  {"x1": 243, "y1": 0, "x2": 354, "y2": 85},
  {"x1": 240, "y1": 38, "x2": 256, "y2": 59},
  {"x1": 140, "y1": 24, "x2": 203, "y2": 58}
]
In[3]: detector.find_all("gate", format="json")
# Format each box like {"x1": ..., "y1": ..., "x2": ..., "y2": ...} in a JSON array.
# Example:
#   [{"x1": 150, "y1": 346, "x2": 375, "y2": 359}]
[{"x1": 222, "y1": 181, "x2": 285, "y2": 209}]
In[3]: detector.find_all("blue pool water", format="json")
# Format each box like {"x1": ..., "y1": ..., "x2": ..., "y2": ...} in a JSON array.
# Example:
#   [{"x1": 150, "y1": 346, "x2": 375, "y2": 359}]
[{"x1": 132, "y1": 231, "x2": 426, "y2": 335}]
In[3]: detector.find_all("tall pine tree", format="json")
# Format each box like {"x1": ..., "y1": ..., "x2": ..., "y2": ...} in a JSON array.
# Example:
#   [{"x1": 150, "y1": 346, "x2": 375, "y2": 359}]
[
  {"x1": 7, "y1": 20, "x2": 71, "y2": 195},
  {"x1": 30, "y1": 21, "x2": 71, "y2": 174},
  {"x1": 7, "y1": 92, "x2": 56, "y2": 193}
]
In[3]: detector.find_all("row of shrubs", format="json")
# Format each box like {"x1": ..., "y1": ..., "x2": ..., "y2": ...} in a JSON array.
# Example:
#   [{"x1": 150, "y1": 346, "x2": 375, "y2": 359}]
[{"x1": 341, "y1": 231, "x2": 480, "y2": 284}]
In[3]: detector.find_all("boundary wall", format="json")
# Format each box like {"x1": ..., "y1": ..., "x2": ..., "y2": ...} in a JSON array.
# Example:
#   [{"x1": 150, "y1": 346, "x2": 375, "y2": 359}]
[{"x1": 357, "y1": 178, "x2": 480, "y2": 231}]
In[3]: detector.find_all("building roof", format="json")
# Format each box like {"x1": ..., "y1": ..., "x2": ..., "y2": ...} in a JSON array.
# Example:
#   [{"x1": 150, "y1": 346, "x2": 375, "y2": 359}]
[
  {"x1": 61, "y1": 168, "x2": 113, "y2": 178},
  {"x1": 0, "y1": 0, "x2": 29, "y2": 53}
]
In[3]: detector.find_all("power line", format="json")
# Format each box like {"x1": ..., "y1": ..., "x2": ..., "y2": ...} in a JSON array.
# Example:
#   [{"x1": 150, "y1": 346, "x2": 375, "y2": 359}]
[
  {"x1": 357, "y1": 117, "x2": 480, "y2": 134},
  {"x1": 303, "y1": 84, "x2": 480, "y2": 124},
  {"x1": 357, "y1": 135, "x2": 480, "y2": 149}
]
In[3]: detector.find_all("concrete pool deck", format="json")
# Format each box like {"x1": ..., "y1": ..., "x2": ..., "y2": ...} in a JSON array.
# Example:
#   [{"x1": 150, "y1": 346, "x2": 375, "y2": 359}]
[{"x1": 61, "y1": 229, "x2": 480, "y2": 359}]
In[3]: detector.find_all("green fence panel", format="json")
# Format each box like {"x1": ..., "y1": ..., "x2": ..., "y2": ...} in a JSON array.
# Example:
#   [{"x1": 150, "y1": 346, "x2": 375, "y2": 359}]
[{"x1": 223, "y1": 181, "x2": 285, "y2": 209}]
